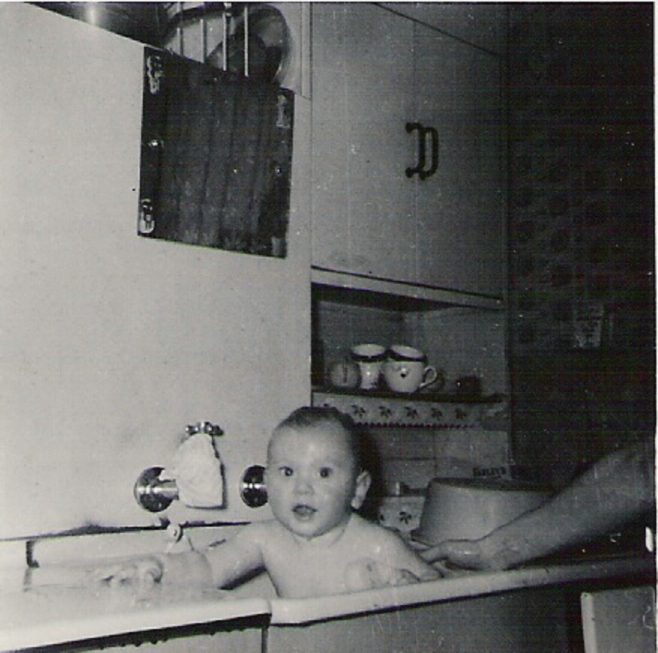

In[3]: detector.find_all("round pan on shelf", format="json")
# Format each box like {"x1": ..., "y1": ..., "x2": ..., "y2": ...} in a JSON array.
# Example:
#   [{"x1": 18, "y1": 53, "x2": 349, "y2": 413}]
[{"x1": 206, "y1": 5, "x2": 291, "y2": 84}]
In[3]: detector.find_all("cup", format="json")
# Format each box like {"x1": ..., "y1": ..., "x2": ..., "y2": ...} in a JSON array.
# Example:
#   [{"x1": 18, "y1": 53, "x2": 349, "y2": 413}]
[
  {"x1": 328, "y1": 359, "x2": 360, "y2": 389},
  {"x1": 350, "y1": 344, "x2": 386, "y2": 390},
  {"x1": 383, "y1": 344, "x2": 439, "y2": 394}
]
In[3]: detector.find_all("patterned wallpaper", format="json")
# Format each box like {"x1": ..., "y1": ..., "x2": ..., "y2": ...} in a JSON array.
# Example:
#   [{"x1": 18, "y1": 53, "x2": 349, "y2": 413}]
[
  {"x1": 508, "y1": 3, "x2": 653, "y2": 353},
  {"x1": 506, "y1": 4, "x2": 654, "y2": 482}
]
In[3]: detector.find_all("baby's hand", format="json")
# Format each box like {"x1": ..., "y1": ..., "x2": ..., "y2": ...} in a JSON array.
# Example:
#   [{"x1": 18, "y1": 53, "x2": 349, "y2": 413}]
[
  {"x1": 386, "y1": 566, "x2": 420, "y2": 586},
  {"x1": 344, "y1": 558, "x2": 420, "y2": 592},
  {"x1": 90, "y1": 556, "x2": 164, "y2": 588}
]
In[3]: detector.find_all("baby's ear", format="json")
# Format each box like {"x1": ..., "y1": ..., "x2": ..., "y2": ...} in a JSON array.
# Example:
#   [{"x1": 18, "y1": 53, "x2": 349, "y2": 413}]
[{"x1": 351, "y1": 470, "x2": 372, "y2": 510}]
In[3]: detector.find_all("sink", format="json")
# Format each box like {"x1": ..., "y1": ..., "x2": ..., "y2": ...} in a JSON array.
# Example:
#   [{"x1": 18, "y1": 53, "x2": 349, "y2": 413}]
[{"x1": 0, "y1": 559, "x2": 270, "y2": 652}]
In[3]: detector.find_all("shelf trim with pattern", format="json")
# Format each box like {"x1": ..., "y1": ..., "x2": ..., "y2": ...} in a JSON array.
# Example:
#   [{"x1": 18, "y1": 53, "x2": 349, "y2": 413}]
[{"x1": 312, "y1": 391, "x2": 493, "y2": 428}]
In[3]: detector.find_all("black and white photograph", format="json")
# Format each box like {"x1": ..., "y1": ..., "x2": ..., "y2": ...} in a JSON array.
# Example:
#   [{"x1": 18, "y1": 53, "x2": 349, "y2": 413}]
[{"x1": 0, "y1": 2, "x2": 655, "y2": 651}]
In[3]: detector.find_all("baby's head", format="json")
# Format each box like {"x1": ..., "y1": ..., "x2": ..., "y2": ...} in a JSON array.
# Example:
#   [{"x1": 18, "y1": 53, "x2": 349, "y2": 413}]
[{"x1": 265, "y1": 407, "x2": 371, "y2": 541}]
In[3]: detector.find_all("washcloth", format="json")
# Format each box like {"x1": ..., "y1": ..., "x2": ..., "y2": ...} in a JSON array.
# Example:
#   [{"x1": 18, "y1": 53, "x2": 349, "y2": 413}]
[{"x1": 167, "y1": 433, "x2": 225, "y2": 508}]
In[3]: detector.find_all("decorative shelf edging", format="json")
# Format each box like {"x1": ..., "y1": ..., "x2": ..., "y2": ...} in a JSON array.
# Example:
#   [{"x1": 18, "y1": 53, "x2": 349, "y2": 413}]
[{"x1": 312, "y1": 391, "x2": 494, "y2": 428}]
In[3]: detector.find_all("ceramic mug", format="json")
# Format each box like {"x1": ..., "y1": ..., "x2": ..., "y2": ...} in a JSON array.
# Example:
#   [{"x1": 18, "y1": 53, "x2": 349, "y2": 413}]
[
  {"x1": 328, "y1": 359, "x2": 360, "y2": 389},
  {"x1": 350, "y1": 343, "x2": 386, "y2": 390},
  {"x1": 383, "y1": 344, "x2": 439, "y2": 394}
]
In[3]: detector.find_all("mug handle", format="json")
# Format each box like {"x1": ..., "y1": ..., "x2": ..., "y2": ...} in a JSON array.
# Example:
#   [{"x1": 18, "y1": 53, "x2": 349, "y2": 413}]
[{"x1": 419, "y1": 366, "x2": 438, "y2": 390}]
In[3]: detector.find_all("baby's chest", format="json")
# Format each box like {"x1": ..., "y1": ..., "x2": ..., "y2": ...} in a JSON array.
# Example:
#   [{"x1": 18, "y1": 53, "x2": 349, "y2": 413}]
[{"x1": 264, "y1": 545, "x2": 356, "y2": 597}]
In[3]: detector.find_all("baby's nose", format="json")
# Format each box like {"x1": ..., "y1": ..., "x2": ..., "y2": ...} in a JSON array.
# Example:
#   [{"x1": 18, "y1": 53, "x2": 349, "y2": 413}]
[{"x1": 294, "y1": 476, "x2": 314, "y2": 495}]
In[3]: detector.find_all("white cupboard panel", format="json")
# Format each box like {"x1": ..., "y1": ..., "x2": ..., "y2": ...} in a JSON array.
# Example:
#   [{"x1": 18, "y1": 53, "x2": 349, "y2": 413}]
[{"x1": 311, "y1": 3, "x2": 416, "y2": 281}]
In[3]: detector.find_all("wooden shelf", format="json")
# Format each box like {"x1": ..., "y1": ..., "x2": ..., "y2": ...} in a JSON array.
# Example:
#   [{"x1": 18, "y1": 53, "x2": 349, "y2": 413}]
[
  {"x1": 312, "y1": 386, "x2": 505, "y2": 404},
  {"x1": 312, "y1": 268, "x2": 505, "y2": 311}
]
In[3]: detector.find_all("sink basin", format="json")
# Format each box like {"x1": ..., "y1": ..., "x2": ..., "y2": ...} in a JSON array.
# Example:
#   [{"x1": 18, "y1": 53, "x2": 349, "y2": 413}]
[{"x1": 0, "y1": 560, "x2": 270, "y2": 652}]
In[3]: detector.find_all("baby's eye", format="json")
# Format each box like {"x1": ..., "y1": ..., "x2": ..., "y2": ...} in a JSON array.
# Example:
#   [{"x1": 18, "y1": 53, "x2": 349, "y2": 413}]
[
  {"x1": 279, "y1": 466, "x2": 293, "y2": 477},
  {"x1": 319, "y1": 467, "x2": 333, "y2": 478}
]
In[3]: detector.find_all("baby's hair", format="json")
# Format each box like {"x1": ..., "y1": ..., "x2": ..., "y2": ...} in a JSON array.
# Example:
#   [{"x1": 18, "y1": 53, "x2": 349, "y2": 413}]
[{"x1": 272, "y1": 406, "x2": 364, "y2": 471}]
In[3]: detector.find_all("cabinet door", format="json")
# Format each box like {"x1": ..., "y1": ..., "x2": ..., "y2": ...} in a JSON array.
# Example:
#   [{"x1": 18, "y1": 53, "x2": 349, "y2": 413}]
[
  {"x1": 414, "y1": 25, "x2": 504, "y2": 297},
  {"x1": 311, "y1": 4, "x2": 417, "y2": 281},
  {"x1": 380, "y1": 2, "x2": 506, "y2": 54}
]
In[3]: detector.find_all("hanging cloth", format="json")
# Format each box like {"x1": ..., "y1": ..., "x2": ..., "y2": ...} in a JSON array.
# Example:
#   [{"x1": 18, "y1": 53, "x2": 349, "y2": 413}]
[{"x1": 140, "y1": 49, "x2": 294, "y2": 257}]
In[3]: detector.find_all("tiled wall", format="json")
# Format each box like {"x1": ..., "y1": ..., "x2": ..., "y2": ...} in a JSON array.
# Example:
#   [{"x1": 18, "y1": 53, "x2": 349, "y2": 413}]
[
  {"x1": 508, "y1": 4, "x2": 653, "y2": 354},
  {"x1": 366, "y1": 427, "x2": 510, "y2": 495},
  {"x1": 507, "y1": 4, "x2": 654, "y2": 483}
]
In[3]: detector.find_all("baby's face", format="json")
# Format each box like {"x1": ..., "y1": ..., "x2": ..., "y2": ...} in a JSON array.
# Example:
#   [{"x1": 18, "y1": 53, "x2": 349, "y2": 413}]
[{"x1": 266, "y1": 425, "x2": 368, "y2": 541}]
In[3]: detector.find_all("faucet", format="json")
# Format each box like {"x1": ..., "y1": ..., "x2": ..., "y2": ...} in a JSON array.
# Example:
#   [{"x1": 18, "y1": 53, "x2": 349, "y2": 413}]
[{"x1": 133, "y1": 422, "x2": 270, "y2": 512}]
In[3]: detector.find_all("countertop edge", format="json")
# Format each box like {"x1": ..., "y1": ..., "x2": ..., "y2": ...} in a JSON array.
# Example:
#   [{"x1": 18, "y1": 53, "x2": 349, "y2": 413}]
[
  {"x1": 269, "y1": 555, "x2": 654, "y2": 625},
  {"x1": 0, "y1": 596, "x2": 270, "y2": 652}
]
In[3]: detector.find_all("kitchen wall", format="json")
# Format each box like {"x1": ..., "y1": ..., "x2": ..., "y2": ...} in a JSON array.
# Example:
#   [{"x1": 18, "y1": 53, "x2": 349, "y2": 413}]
[
  {"x1": 506, "y1": 4, "x2": 654, "y2": 484},
  {"x1": 0, "y1": 4, "x2": 311, "y2": 538}
]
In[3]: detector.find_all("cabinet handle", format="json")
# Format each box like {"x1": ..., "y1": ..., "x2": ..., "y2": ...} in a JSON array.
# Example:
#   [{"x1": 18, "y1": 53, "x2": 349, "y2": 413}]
[
  {"x1": 406, "y1": 123, "x2": 438, "y2": 180},
  {"x1": 420, "y1": 127, "x2": 439, "y2": 180},
  {"x1": 405, "y1": 122, "x2": 426, "y2": 178}
]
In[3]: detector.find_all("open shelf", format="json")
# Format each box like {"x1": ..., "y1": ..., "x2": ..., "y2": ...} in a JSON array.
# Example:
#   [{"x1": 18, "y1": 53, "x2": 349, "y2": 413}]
[{"x1": 312, "y1": 386, "x2": 505, "y2": 404}]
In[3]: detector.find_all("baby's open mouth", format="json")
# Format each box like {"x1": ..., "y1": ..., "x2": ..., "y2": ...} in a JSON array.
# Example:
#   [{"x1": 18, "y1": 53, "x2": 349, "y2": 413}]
[{"x1": 292, "y1": 504, "x2": 316, "y2": 519}]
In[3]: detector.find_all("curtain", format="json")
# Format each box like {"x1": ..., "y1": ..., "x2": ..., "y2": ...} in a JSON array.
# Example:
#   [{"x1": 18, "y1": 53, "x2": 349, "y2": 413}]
[{"x1": 140, "y1": 49, "x2": 294, "y2": 257}]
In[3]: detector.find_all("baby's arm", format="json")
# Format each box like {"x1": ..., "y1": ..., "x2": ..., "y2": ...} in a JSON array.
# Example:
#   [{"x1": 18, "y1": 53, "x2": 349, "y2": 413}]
[
  {"x1": 344, "y1": 525, "x2": 440, "y2": 592},
  {"x1": 201, "y1": 523, "x2": 266, "y2": 588},
  {"x1": 379, "y1": 529, "x2": 441, "y2": 582},
  {"x1": 93, "y1": 524, "x2": 266, "y2": 590}
]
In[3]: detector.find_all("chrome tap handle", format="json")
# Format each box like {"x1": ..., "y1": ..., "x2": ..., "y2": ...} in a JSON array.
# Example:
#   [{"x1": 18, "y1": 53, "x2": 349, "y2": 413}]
[
  {"x1": 186, "y1": 422, "x2": 224, "y2": 437},
  {"x1": 240, "y1": 465, "x2": 267, "y2": 508},
  {"x1": 133, "y1": 466, "x2": 178, "y2": 513}
]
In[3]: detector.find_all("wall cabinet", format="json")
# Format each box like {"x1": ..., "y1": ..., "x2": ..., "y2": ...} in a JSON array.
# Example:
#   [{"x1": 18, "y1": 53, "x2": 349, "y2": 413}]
[
  {"x1": 311, "y1": 4, "x2": 417, "y2": 284},
  {"x1": 311, "y1": 3, "x2": 505, "y2": 299},
  {"x1": 413, "y1": 24, "x2": 504, "y2": 296},
  {"x1": 380, "y1": 2, "x2": 507, "y2": 54}
]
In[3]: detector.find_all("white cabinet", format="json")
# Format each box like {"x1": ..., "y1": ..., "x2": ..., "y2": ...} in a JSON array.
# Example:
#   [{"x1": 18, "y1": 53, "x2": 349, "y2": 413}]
[
  {"x1": 380, "y1": 2, "x2": 507, "y2": 54},
  {"x1": 311, "y1": 4, "x2": 417, "y2": 283},
  {"x1": 311, "y1": 3, "x2": 505, "y2": 300},
  {"x1": 414, "y1": 23, "x2": 504, "y2": 296}
]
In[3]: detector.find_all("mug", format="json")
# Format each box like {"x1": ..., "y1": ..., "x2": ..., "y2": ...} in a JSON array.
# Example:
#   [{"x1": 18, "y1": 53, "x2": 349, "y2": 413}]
[
  {"x1": 328, "y1": 359, "x2": 360, "y2": 389},
  {"x1": 383, "y1": 344, "x2": 439, "y2": 394},
  {"x1": 350, "y1": 343, "x2": 386, "y2": 390}
]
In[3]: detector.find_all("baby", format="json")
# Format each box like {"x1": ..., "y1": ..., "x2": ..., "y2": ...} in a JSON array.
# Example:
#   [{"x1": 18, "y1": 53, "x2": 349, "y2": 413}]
[{"x1": 97, "y1": 407, "x2": 439, "y2": 598}]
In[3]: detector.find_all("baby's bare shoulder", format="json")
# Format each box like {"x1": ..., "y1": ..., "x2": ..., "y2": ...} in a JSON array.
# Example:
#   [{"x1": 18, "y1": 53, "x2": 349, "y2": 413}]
[
  {"x1": 348, "y1": 514, "x2": 407, "y2": 550},
  {"x1": 239, "y1": 519, "x2": 289, "y2": 550}
]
